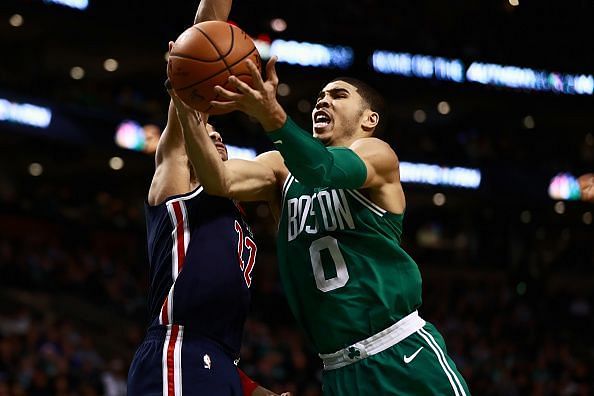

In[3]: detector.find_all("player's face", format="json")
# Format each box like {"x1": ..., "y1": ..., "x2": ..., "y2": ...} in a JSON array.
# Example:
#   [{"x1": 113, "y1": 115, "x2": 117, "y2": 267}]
[
  {"x1": 312, "y1": 81, "x2": 366, "y2": 146},
  {"x1": 206, "y1": 124, "x2": 228, "y2": 161}
]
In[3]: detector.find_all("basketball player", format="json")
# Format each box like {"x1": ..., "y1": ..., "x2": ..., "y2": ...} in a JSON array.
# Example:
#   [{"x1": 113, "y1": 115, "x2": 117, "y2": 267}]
[
  {"x1": 169, "y1": 0, "x2": 469, "y2": 394},
  {"x1": 127, "y1": 98, "x2": 289, "y2": 396},
  {"x1": 126, "y1": 1, "x2": 289, "y2": 395}
]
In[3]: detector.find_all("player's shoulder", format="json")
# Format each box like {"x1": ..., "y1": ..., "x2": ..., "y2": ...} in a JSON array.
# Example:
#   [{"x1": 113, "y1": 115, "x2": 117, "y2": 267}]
[{"x1": 350, "y1": 137, "x2": 399, "y2": 162}]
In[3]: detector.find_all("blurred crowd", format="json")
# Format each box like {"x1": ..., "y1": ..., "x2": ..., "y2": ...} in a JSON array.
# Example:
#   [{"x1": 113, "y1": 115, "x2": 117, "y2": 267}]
[{"x1": 1, "y1": 210, "x2": 593, "y2": 396}]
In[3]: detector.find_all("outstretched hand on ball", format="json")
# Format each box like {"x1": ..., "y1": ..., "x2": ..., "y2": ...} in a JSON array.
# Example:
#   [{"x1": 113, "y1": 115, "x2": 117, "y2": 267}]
[
  {"x1": 210, "y1": 57, "x2": 287, "y2": 132},
  {"x1": 166, "y1": 78, "x2": 208, "y2": 131}
]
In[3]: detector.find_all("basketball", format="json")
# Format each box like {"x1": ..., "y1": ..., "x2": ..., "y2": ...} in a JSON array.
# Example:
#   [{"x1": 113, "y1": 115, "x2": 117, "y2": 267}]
[{"x1": 167, "y1": 21, "x2": 262, "y2": 114}]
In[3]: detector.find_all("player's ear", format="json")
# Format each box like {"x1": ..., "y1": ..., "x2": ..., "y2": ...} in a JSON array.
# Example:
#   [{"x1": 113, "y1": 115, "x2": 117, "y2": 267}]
[{"x1": 361, "y1": 110, "x2": 379, "y2": 134}]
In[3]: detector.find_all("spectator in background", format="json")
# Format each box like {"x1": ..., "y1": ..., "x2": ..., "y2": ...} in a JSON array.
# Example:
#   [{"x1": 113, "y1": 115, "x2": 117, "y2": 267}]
[
  {"x1": 578, "y1": 173, "x2": 594, "y2": 202},
  {"x1": 142, "y1": 124, "x2": 161, "y2": 155}
]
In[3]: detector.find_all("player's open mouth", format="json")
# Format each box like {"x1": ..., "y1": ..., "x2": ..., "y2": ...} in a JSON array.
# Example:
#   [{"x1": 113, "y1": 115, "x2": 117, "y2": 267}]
[{"x1": 313, "y1": 111, "x2": 332, "y2": 130}]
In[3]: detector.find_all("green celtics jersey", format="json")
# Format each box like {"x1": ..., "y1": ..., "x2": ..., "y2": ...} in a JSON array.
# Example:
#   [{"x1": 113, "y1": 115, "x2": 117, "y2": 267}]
[{"x1": 277, "y1": 173, "x2": 423, "y2": 354}]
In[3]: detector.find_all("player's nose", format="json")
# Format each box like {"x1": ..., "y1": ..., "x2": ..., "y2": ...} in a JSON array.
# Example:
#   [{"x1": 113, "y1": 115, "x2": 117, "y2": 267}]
[
  {"x1": 210, "y1": 131, "x2": 223, "y2": 143},
  {"x1": 315, "y1": 97, "x2": 330, "y2": 110}
]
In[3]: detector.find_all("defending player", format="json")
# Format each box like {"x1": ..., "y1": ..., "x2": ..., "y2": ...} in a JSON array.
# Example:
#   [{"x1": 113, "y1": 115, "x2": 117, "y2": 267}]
[
  {"x1": 127, "y1": 99, "x2": 288, "y2": 396},
  {"x1": 126, "y1": 1, "x2": 289, "y2": 395},
  {"x1": 172, "y1": 59, "x2": 470, "y2": 396}
]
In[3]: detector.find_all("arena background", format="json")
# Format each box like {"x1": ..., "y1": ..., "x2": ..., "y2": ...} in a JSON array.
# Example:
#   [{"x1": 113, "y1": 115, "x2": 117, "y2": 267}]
[{"x1": 1, "y1": 0, "x2": 593, "y2": 395}]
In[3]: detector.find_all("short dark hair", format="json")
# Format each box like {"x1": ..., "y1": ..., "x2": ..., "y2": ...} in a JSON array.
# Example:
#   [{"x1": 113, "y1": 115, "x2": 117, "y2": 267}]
[{"x1": 330, "y1": 77, "x2": 385, "y2": 134}]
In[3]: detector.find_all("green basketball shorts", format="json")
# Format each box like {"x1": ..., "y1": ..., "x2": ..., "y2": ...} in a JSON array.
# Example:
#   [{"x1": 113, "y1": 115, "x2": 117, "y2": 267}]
[{"x1": 321, "y1": 322, "x2": 470, "y2": 395}]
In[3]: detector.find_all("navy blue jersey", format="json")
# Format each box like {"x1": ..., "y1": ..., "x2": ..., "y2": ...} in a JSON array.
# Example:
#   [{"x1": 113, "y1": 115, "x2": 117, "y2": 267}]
[{"x1": 144, "y1": 186, "x2": 256, "y2": 357}]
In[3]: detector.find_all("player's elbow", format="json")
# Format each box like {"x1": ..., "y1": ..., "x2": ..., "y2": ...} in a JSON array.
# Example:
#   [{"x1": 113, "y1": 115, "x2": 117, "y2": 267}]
[{"x1": 228, "y1": 172, "x2": 277, "y2": 202}]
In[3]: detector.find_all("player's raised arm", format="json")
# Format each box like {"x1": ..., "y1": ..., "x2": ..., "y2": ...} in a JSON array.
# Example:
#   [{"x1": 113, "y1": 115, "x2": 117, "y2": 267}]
[
  {"x1": 147, "y1": 101, "x2": 193, "y2": 206},
  {"x1": 195, "y1": 0, "x2": 232, "y2": 23},
  {"x1": 168, "y1": 86, "x2": 279, "y2": 203},
  {"x1": 210, "y1": 59, "x2": 374, "y2": 189}
]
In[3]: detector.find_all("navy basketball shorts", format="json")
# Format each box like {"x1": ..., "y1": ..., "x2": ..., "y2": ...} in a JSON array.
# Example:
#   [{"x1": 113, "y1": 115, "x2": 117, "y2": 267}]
[{"x1": 128, "y1": 324, "x2": 242, "y2": 396}]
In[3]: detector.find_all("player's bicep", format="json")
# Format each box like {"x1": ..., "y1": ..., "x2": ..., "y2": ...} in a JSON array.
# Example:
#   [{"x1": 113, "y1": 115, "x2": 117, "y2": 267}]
[
  {"x1": 224, "y1": 155, "x2": 279, "y2": 202},
  {"x1": 350, "y1": 138, "x2": 398, "y2": 189}
]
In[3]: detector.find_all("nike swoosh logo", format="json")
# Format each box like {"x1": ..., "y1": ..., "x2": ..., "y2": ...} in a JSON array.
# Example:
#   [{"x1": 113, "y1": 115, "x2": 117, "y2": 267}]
[
  {"x1": 403, "y1": 347, "x2": 423, "y2": 364},
  {"x1": 273, "y1": 140, "x2": 283, "y2": 145}
]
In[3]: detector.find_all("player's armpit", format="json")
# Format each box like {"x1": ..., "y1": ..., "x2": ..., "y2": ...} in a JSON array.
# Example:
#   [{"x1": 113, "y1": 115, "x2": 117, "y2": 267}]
[{"x1": 349, "y1": 137, "x2": 399, "y2": 189}]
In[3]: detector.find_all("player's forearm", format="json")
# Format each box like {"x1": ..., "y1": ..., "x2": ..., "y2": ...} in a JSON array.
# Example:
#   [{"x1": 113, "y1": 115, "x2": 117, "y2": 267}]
[
  {"x1": 194, "y1": 0, "x2": 232, "y2": 23},
  {"x1": 156, "y1": 102, "x2": 190, "y2": 165},
  {"x1": 175, "y1": 107, "x2": 233, "y2": 196},
  {"x1": 267, "y1": 117, "x2": 367, "y2": 188}
]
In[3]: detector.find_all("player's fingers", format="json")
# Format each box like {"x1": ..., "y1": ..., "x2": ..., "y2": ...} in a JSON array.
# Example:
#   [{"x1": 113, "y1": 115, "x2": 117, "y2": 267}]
[
  {"x1": 168, "y1": 41, "x2": 174, "y2": 53},
  {"x1": 266, "y1": 56, "x2": 279, "y2": 86},
  {"x1": 246, "y1": 60, "x2": 265, "y2": 91},
  {"x1": 167, "y1": 88, "x2": 185, "y2": 107},
  {"x1": 198, "y1": 111, "x2": 209, "y2": 126},
  {"x1": 213, "y1": 85, "x2": 242, "y2": 101},
  {"x1": 209, "y1": 100, "x2": 239, "y2": 113},
  {"x1": 228, "y1": 75, "x2": 257, "y2": 97}
]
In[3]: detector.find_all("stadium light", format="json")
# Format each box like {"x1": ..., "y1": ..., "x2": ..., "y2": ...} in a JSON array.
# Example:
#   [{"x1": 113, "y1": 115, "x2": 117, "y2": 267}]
[
  {"x1": 466, "y1": 62, "x2": 593, "y2": 95},
  {"x1": 43, "y1": 0, "x2": 88, "y2": 10},
  {"x1": 371, "y1": 50, "x2": 593, "y2": 95},
  {"x1": 371, "y1": 51, "x2": 465, "y2": 83},
  {"x1": 268, "y1": 39, "x2": 354, "y2": 69},
  {"x1": 0, "y1": 98, "x2": 52, "y2": 128},
  {"x1": 548, "y1": 173, "x2": 581, "y2": 200},
  {"x1": 227, "y1": 145, "x2": 257, "y2": 160},
  {"x1": 400, "y1": 162, "x2": 482, "y2": 189}
]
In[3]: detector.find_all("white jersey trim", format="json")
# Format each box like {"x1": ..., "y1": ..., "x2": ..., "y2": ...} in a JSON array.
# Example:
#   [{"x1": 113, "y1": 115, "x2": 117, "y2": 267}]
[
  {"x1": 278, "y1": 174, "x2": 295, "y2": 233},
  {"x1": 418, "y1": 328, "x2": 467, "y2": 396},
  {"x1": 349, "y1": 189, "x2": 387, "y2": 215},
  {"x1": 281, "y1": 174, "x2": 294, "y2": 202},
  {"x1": 162, "y1": 325, "x2": 184, "y2": 396},
  {"x1": 165, "y1": 186, "x2": 204, "y2": 205},
  {"x1": 345, "y1": 190, "x2": 384, "y2": 217},
  {"x1": 319, "y1": 310, "x2": 425, "y2": 370}
]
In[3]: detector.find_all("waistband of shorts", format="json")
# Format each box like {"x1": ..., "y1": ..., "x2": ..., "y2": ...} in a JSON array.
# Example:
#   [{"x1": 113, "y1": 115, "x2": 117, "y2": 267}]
[
  {"x1": 144, "y1": 324, "x2": 205, "y2": 341},
  {"x1": 144, "y1": 324, "x2": 237, "y2": 360},
  {"x1": 319, "y1": 310, "x2": 426, "y2": 370}
]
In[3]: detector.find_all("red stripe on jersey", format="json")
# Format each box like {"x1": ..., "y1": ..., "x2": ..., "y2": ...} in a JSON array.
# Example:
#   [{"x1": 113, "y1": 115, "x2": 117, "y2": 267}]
[
  {"x1": 172, "y1": 202, "x2": 186, "y2": 272},
  {"x1": 161, "y1": 296, "x2": 169, "y2": 325},
  {"x1": 166, "y1": 324, "x2": 180, "y2": 396},
  {"x1": 234, "y1": 201, "x2": 247, "y2": 217}
]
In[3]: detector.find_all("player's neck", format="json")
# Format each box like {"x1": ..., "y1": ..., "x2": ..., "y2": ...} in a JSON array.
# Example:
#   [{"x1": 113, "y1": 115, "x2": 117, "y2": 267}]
[{"x1": 329, "y1": 131, "x2": 366, "y2": 148}]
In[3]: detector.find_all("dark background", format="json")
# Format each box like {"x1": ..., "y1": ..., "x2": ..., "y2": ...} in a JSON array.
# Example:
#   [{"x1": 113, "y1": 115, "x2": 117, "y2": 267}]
[{"x1": 0, "y1": 0, "x2": 593, "y2": 395}]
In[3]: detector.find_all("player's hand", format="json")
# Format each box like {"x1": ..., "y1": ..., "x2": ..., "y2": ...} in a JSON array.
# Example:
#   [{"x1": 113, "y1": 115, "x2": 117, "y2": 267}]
[
  {"x1": 210, "y1": 57, "x2": 287, "y2": 131},
  {"x1": 166, "y1": 79, "x2": 208, "y2": 129}
]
